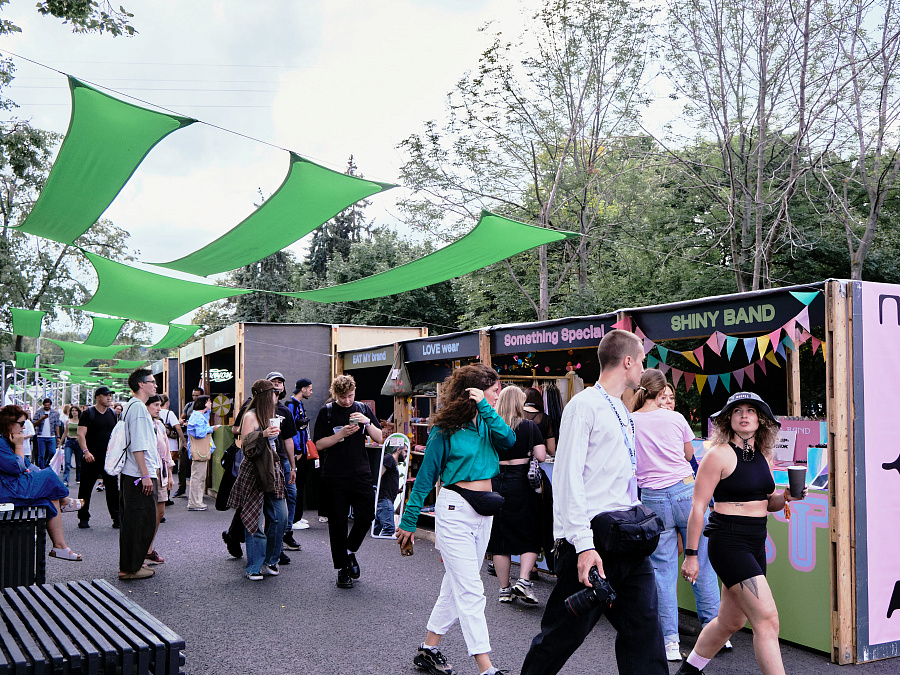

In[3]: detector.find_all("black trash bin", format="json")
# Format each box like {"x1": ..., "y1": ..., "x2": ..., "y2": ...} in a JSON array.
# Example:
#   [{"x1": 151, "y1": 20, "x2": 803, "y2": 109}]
[{"x1": 0, "y1": 506, "x2": 48, "y2": 589}]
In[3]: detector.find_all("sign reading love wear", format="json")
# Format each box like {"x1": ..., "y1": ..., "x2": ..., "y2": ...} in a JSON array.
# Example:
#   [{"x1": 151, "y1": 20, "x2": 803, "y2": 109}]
[{"x1": 405, "y1": 333, "x2": 481, "y2": 363}]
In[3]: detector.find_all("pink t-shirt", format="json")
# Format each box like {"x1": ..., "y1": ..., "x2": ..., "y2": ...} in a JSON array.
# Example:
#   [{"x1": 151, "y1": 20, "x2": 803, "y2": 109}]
[{"x1": 633, "y1": 408, "x2": 695, "y2": 490}]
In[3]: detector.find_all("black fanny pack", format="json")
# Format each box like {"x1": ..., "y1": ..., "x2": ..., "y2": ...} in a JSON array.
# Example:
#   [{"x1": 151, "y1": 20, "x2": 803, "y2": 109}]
[
  {"x1": 443, "y1": 483, "x2": 505, "y2": 516},
  {"x1": 591, "y1": 504, "x2": 663, "y2": 559}
]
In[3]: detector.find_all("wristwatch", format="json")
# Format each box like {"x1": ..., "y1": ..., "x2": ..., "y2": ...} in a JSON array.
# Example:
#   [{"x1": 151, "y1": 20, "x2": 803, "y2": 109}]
[{"x1": 683, "y1": 548, "x2": 698, "y2": 556}]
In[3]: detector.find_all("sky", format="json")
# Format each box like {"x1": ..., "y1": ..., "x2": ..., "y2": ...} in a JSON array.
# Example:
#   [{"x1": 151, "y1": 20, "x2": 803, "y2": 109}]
[{"x1": 1, "y1": 0, "x2": 678, "y2": 329}]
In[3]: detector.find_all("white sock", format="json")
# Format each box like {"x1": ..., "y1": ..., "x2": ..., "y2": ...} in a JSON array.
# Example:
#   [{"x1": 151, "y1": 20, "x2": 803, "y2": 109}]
[
  {"x1": 687, "y1": 651, "x2": 711, "y2": 670},
  {"x1": 421, "y1": 643, "x2": 438, "y2": 653},
  {"x1": 480, "y1": 668, "x2": 499, "y2": 675}
]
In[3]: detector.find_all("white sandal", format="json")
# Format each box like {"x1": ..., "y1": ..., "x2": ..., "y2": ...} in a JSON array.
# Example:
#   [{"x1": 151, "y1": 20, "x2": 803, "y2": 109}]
[{"x1": 49, "y1": 547, "x2": 83, "y2": 561}]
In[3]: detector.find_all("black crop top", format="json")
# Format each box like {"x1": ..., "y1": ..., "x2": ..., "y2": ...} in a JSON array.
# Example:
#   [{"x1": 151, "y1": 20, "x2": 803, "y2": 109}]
[
  {"x1": 713, "y1": 443, "x2": 776, "y2": 503},
  {"x1": 498, "y1": 420, "x2": 544, "y2": 462}
]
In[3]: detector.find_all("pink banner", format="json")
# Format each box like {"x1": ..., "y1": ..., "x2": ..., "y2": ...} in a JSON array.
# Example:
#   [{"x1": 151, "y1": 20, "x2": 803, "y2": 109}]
[{"x1": 860, "y1": 282, "x2": 900, "y2": 646}]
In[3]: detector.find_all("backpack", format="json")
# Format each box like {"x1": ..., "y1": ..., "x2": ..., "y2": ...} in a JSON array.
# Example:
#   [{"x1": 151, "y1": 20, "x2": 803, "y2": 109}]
[
  {"x1": 104, "y1": 402, "x2": 135, "y2": 476},
  {"x1": 161, "y1": 409, "x2": 179, "y2": 439}
]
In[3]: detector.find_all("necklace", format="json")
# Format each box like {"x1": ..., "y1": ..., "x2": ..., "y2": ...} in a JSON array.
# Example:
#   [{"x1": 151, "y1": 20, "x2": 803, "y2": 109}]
[{"x1": 734, "y1": 432, "x2": 756, "y2": 462}]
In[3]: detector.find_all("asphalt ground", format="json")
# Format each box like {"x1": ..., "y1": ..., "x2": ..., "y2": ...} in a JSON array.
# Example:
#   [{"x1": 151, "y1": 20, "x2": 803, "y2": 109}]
[{"x1": 44, "y1": 484, "x2": 898, "y2": 675}]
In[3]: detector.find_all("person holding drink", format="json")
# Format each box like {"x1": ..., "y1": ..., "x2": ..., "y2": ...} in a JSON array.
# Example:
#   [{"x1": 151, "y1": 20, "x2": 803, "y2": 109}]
[
  {"x1": 677, "y1": 392, "x2": 807, "y2": 675},
  {"x1": 397, "y1": 364, "x2": 515, "y2": 675}
]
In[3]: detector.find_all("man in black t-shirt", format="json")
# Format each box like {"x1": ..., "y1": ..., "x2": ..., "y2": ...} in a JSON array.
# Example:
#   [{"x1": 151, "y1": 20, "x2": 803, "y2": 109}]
[
  {"x1": 374, "y1": 441, "x2": 407, "y2": 538},
  {"x1": 76, "y1": 386, "x2": 121, "y2": 528},
  {"x1": 313, "y1": 374, "x2": 382, "y2": 589}
]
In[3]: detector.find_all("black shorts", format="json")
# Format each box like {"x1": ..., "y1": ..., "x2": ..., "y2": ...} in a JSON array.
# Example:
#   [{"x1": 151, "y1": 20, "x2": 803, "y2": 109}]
[{"x1": 704, "y1": 512, "x2": 768, "y2": 588}]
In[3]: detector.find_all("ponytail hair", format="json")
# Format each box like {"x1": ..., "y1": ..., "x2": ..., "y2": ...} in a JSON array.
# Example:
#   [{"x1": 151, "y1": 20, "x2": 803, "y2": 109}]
[{"x1": 629, "y1": 369, "x2": 668, "y2": 412}]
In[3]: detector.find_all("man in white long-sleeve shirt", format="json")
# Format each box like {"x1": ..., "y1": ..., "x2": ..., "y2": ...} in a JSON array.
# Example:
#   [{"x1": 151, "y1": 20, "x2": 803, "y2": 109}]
[{"x1": 521, "y1": 330, "x2": 667, "y2": 675}]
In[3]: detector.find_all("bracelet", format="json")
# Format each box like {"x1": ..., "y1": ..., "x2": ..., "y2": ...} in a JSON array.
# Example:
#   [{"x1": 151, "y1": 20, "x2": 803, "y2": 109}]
[{"x1": 683, "y1": 548, "x2": 699, "y2": 556}]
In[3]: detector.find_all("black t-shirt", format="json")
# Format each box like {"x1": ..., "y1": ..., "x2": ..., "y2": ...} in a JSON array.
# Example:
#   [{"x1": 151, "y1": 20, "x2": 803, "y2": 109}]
[
  {"x1": 497, "y1": 419, "x2": 544, "y2": 462},
  {"x1": 234, "y1": 398, "x2": 298, "y2": 459},
  {"x1": 313, "y1": 401, "x2": 381, "y2": 478},
  {"x1": 78, "y1": 406, "x2": 118, "y2": 455},
  {"x1": 524, "y1": 409, "x2": 555, "y2": 442},
  {"x1": 378, "y1": 454, "x2": 400, "y2": 503}
]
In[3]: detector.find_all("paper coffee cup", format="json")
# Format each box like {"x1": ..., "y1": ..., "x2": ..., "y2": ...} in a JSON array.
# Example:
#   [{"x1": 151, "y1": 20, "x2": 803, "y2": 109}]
[
  {"x1": 270, "y1": 417, "x2": 281, "y2": 429},
  {"x1": 788, "y1": 466, "x2": 806, "y2": 499}
]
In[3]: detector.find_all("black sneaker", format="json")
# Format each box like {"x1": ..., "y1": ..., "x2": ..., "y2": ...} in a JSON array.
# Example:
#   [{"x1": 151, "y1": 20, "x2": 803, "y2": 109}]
[
  {"x1": 222, "y1": 531, "x2": 243, "y2": 559},
  {"x1": 336, "y1": 567, "x2": 353, "y2": 589},
  {"x1": 283, "y1": 534, "x2": 301, "y2": 551},
  {"x1": 413, "y1": 646, "x2": 455, "y2": 674},
  {"x1": 111, "y1": 519, "x2": 120, "y2": 529},
  {"x1": 347, "y1": 552, "x2": 360, "y2": 579},
  {"x1": 675, "y1": 658, "x2": 703, "y2": 674},
  {"x1": 279, "y1": 552, "x2": 291, "y2": 565},
  {"x1": 77, "y1": 520, "x2": 90, "y2": 529},
  {"x1": 173, "y1": 489, "x2": 186, "y2": 498},
  {"x1": 487, "y1": 561, "x2": 496, "y2": 576}
]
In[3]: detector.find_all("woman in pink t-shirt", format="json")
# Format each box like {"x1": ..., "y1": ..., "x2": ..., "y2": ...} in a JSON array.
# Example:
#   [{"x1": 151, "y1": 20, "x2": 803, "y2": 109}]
[{"x1": 631, "y1": 369, "x2": 723, "y2": 663}]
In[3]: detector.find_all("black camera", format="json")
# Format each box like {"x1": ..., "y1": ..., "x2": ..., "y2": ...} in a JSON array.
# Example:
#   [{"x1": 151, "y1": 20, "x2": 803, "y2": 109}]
[{"x1": 564, "y1": 566, "x2": 616, "y2": 618}]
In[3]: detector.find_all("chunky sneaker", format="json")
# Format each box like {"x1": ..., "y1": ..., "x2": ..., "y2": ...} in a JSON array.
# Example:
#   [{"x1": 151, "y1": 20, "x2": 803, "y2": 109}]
[
  {"x1": 261, "y1": 564, "x2": 279, "y2": 576},
  {"x1": 511, "y1": 578, "x2": 539, "y2": 604},
  {"x1": 487, "y1": 561, "x2": 497, "y2": 576},
  {"x1": 675, "y1": 658, "x2": 704, "y2": 674},
  {"x1": 413, "y1": 646, "x2": 455, "y2": 674},
  {"x1": 347, "y1": 552, "x2": 361, "y2": 579},
  {"x1": 665, "y1": 641, "x2": 681, "y2": 661},
  {"x1": 282, "y1": 534, "x2": 301, "y2": 551},
  {"x1": 279, "y1": 552, "x2": 291, "y2": 565},
  {"x1": 246, "y1": 572, "x2": 264, "y2": 581},
  {"x1": 336, "y1": 567, "x2": 353, "y2": 589},
  {"x1": 499, "y1": 586, "x2": 514, "y2": 603},
  {"x1": 222, "y1": 531, "x2": 243, "y2": 559},
  {"x1": 721, "y1": 639, "x2": 733, "y2": 651}
]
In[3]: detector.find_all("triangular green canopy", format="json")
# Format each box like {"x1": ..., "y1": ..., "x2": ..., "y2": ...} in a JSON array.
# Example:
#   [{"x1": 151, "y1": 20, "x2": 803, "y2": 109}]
[
  {"x1": 75, "y1": 250, "x2": 253, "y2": 324},
  {"x1": 43, "y1": 338, "x2": 130, "y2": 368},
  {"x1": 15, "y1": 352, "x2": 38, "y2": 369},
  {"x1": 99, "y1": 372, "x2": 131, "y2": 380},
  {"x1": 279, "y1": 210, "x2": 581, "y2": 303},
  {"x1": 11, "y1": 309, "x2": 45, "y2": 337},
  {"x1": 151, "y1": 153, "x2": 396, "y2": 276},
  {"x1": 83, "y1": 316, "x2": 128, "y2": 346},
  {"x1": 107, "y1": 358, "x2": 149, "y2": 370},
  {"x1": 15, "y1": 77, "x2": 195, "y2": 244},
  {"x1": 146, "y1": 324, "x2": 200, "y2": 350}
]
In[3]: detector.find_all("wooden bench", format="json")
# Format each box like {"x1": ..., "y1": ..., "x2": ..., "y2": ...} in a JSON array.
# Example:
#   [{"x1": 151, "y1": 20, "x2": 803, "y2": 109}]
[
  {"x1": 0, "y1": 579, "x2": 185, "y2": 674},
  {"x1": 0, "y1": 506, "x2": 47, "y2": 589}
]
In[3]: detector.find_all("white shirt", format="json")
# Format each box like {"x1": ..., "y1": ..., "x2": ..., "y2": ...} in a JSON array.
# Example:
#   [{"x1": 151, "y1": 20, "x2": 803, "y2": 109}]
[
  {"x1": 121, "y1": 398, "x2": 161, "y2": 477},
  {"x1": 23, "y1": 419, "x2": 35, "y2": 456},
  {"x1": 160, "y1": 408, "x2": 180, "y2": 455},
  {"x1": 553, "y1": 385, "x2": 639, "y2": 554}
]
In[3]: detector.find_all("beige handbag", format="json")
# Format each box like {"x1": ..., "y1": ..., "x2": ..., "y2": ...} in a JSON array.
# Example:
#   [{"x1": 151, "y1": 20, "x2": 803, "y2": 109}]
[{"x1": 191, "y1": 434, "x2": 212, "y2": 461}]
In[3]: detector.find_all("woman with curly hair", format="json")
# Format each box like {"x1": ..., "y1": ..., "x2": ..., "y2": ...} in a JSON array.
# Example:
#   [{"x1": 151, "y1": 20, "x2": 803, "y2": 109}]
[
  {"x1": 397, "y1": 364, "x2": 516, "y2": 675},
  {"x1": 677, "y1": 393, "x2": 805, "y2": 675}
]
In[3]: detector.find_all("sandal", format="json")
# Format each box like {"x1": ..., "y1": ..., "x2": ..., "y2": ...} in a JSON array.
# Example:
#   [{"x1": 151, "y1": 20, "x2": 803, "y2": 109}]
[
  {"x1": 49, "y1": 547, "x2": 83, "y2": 561},
  {"x1": 60, "y1": 499, "x2": 83, "y2": 513}
]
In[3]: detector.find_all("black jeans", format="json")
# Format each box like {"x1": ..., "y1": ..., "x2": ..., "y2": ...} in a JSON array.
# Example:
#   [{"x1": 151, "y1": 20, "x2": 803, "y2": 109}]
[
  {"x1": 77, "y1": 451, "x2": 120, "y2": 524},
  {"x1": 521, "y1": 540, "x2": 667, "y2": 675},
  {"x1": 119, "y1": 474, "x2": 158, "y2": 573},
  {"x1": 294, "y1": 458, "x2": 310, "y2": 522},
  {"x1": 177, "y1": 448, "x2": 191, "y2": 492},
  {"x1": 323, "y1": 474, "x2": 374, "y2": 569}
]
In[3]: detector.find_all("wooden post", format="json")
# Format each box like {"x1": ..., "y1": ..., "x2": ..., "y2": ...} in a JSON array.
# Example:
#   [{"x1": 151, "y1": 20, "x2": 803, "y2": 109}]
[
  {"x1": 786, "y1": 347, "x2": 802, "y2": 416},
  {"x1": 235, "y1": 323, "x2": 245, "y2": 407},
  {"x1": 479, "y1": 330, "x2": 492, "y2": 367},
  {"x1": 392, "y1": 343, "x2": 408, "y2": 438},
  {"x1": 825, "y1": 280, "x2": 856, "y2": 664}
]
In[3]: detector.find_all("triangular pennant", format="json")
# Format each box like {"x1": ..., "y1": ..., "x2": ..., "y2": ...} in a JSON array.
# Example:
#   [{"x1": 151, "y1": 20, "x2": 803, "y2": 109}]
[
  {"x1": 796, "y1": 306, "x2": 811, "y2": 331},
  {"x1": 733, "y1": 369, "x2": 745, "y2": 388},
  {"x1": 797, "y1": 329, "x2": 811, "y2": 344},
  {"x1": 781, "y1": 334, "x2": 795, "y2": 352},
  {"x1": 695, "y1": 373, "x2": 707, "y2": 393},
  {"x1": 768, "y1": 328, "x2": 782, "y2": 349},
  {"x1": 647, "y1": 355, "x2": 660, "y2": 369},
  {"x1": 718, "y1": 331, "x2": 728, "y2": 354},
  {"x1": 744, "y1": 337, "x2": 757, "y2": 361},
  {"x1": 706, "y1": 333, "x2": 722, "y2": 356},
  {"x1": 634, "y1": 325, "x2": 646, "y2": 340},
  {"x1": 683, "y1": 372, "x2": 695, "y2": 392},
  {"x1": 725, "y1": 335, "x2": 739, "y2": 360},
  {"x1": 766, "y1": 351, "x2": 782, "y2": 367},
  {"x1": 612, "y1": 316, "x2": 633, "y2": 331},
  {"x1": 643, "y1": 337, "x2": 655, "y2": 356},
  {"x1": 774, "y1": 340, "x2": 786, "y2": 359},
  {"x1": 682, "y1": 351, "x2": 700, "y2": 368},
  {"x1": 790, "y1": 291, "x2": 819, "y2": 306},
  {"x1": 707, "y1": 374, "x2": 718, "y2": 394},
  {"x1": 784, "y1": 319, "x2": 797, "y2": 342},
  {"x1": 671, "y1": 369, "x2": 683, "y2": 387},
  {"x1": 811, "y1": 336, "x2": 821, "y2": 354},
  {"x1": 659, "y1": 363, "x2": 670, "y2": 374},
  {"x1": 719, "y1": 372, "x2": 731, "y2": 392},
  {"x1": 745, "y1": 364, "x2": 756, "y2": 383},
  {"x1": 757, "y1": 335, "x2": 770, "y2": 356},
  {"x1": 758, "y1": 357, "x2": 769, "y2": 374},
  {"x1": 694, "y1": 347, "x2": 705, "y2": 369},
  {"x1": 657, "y1": 346, "x2": 669, "y2": 364}
]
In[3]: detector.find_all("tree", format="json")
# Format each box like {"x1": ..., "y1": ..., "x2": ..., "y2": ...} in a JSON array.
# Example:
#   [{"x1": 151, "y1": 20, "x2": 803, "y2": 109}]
[{"x1": 228, "y1": 250, "x2": 297, "y2": 323}]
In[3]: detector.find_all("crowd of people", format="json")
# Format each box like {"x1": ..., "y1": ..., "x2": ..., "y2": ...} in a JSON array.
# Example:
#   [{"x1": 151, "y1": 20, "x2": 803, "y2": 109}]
[{"x1": 0, "y1": 331, "x2": 808, "y2": 674}]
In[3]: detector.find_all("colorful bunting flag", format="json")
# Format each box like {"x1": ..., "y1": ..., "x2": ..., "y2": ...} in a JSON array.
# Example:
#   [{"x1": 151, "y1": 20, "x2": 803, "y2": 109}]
[
  {"x1": 774, "y1": 340, "x2": 786, "y2": 359},
  {"x1": 796, "y1": 305, "x2": 811, "y2": 331},
  {"x1": 757, "y1": 335, "x2": 770, "y2": 357},
  {"x1": 659, "y1": 363, "x2": 670, "y2": 374},
  {"x1": 781, "y1": 334, "x2": 795, "y2": 352},
  {"x1": 657, "y1": 346, "x2": 669, "y2": 364},
  {"x1": 707, "y1": 374, "x2": 718, "y2": 394},
  {"x1": 758, "y1": 358, "x2": 768, "y2": 375},
  {"x1": 683, "y1": 372, "x2": 695, "y2": 392},
  {"x1": 768, "y1": 328, "x2": 782, "y2": 350},
  {"x1": 719, "y1": 372, "x2": 731, "y2": 392},
  {"x1": 706, "y1": 333, "x2": 722, "y2": 356},
  {"x1": 643, "y1": 337, "x2": 655, "y2": 356},
  {"x1": 725, "y1": 335, "x2": 739, "y2": 360},
  {"x1": 790, "y1": 291, "x2": 819, "y2": 306},
  {"x1": 694, "y1": 347, "x2": 705, "y2": 369},
  {"x1": 612, "y1": 316, "x2": 633, "y2": 331},
  {"x1": 733, "y1": 369, "x2": 744, "y2": 388},
  {"x1": 811, "y1": 337, "x2": 821, "y2": 354},
  {"x1": 682, "y1": 351, "x2": 700, "y2": 368},
  {"x1": 634, "y1": 325, "x2": 646, "y2": 340},
  {"x1": 695, "y1": 374, "x2": 707, "y2": 393},
  {"x1": 745, "y1": 364, "x2": 756, "y2": 383},
  {"x1": 672, "y1": 369, "x2": 683, "y2": 387},
  {"x1": 744, "y1": 337, "x2": 757, "y2": 361},
  {"x1": 647, "y1": 355, "x2": 659, "y2": 369}
]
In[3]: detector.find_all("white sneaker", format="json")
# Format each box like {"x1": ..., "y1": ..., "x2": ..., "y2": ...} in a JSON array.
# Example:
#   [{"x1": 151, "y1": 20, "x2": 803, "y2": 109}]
[
  {"x1": 318, "y1": 516, "x2": 328, "y2": 523},
  {"x1": 299, "y1": 518, "x2": 308, "y2": 525},
  {"x1": 665, "y1": 641, "x2": 681, "y2": 661},
  {"x1": 722, "y1": 639, "x2": 733, "y2": 651},
  {"x1": 292, "y1": 521, "x2": 310, "y2": 530}
]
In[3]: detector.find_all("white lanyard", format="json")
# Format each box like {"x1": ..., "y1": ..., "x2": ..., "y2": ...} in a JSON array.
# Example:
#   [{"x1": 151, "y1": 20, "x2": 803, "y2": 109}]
[{"x1": 595, "y1": 382, "x2": 639, "y2": 502}]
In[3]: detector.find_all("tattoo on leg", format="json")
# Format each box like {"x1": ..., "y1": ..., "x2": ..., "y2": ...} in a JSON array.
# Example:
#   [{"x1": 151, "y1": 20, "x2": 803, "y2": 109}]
[{"x1": 739, "y1": 577, "x2": 760, "y2": 599}]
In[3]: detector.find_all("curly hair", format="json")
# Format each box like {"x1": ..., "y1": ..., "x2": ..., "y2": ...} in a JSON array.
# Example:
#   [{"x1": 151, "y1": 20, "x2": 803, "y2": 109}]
[
  {"x1": 629, "y1": 369, "x2": 667, "y2": 412},
  {"x1": 431, "y1": 364, "x2": 499, "y2": 433},
  {"x1": 0, "y1": 405, "x2": 27, "y2": 443},
  {"x1": 709, "y1": 405, "x2": 780, "y2": 460},
  {"x1": 330, "y1": 374, "x2": 356, "y2": 398}
]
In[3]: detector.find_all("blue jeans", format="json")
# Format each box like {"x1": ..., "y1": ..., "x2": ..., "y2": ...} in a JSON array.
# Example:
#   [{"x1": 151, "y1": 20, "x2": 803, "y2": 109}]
[
  {"x1": 63, "y1": 438, "x2": 82, "y2": 484},
  {"x1": 245, "y1": 493, "x2": 288, "y2": 575},
  {"x1": 640, "y1": 479, "x2": 720, "y2": 645},
  {"x1": 35, "y1": 436, "x2": 56, "y2": 469},
  {"x1": 281, "y1": 458, "x2": 297, "y2": 532},
  {"x1": 374, "y1": 497, "x2": 395, "y2": 535}
]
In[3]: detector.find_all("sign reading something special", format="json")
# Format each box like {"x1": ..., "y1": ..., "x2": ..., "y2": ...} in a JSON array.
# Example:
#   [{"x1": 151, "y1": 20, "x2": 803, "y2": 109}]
[{"x1": 492, "y1": 317, "x2": 615, "y2": 354}]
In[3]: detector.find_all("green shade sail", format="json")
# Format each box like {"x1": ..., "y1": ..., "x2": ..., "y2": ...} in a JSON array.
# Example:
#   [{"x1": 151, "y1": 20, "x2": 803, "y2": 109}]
[
  {"x1": 15, "y1": 352, "x2": 38, "y2": 369},
  {"x1": 76, "y1": 250, "x2": 253, "y2": 324},
  {"x1": 15, "y1": 77, "x2": 195, "y2": 245},
  {"x1": 83, "y1": 316, "x2": 128, "y2": 346},
  {"x1": 44, "y1": 338, "x2": 130, "y2": 368},
  {"x1": 10, "y1": 309, "x2": 45, "y2": 337},
  {"x1": 146, "y1": 324, "x2": 201, "y2": 350},
  {"x1": 279, "y1": 210, "x2": 581, "y2": 303},
  {"x1": 151, "y1": 153, "x2": 396, "y2": 276},
  {"x1": 99, "y1": 372, "x2": 131, "y2": 379},
  {"x1": 107, "y1": 359, "x2": 149, "y2": 370}
]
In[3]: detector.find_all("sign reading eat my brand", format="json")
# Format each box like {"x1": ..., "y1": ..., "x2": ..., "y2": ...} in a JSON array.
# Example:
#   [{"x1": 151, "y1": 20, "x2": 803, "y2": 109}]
[{"x1": 343, "y1": 346, "x2": 392, "y2": 371}]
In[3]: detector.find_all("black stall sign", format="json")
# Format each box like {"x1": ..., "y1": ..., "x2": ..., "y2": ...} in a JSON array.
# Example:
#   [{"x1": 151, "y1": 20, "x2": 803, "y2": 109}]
[
  {"x1": 343, "y1": 346, "x2": 392, "y2": 371},
  {"x1": 635, "y1": 292, "x2": 824, "y2": 340},
  {"x1": 406, "y1": 333, "x2": 481, "y2": 362},
  {"x1": 493, "y1": 318, "x2": 614, "y2": 354}
]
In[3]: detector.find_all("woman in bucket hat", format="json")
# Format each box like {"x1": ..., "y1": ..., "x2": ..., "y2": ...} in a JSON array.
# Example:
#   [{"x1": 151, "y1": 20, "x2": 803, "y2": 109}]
[{"x1": 676, "y1": 392, "x2": 806, "y2": 675}]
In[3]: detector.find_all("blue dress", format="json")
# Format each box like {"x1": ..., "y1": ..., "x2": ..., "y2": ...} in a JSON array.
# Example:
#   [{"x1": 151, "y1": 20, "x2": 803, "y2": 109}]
[{"x1": 0, "y1": 436, "x2": 69, "y2": 517}]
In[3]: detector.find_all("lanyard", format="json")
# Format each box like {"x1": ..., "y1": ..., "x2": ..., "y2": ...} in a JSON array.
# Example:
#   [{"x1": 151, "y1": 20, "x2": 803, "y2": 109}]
[{"x1": 594, "y1": 382, "x2": 636, "y2": 475}]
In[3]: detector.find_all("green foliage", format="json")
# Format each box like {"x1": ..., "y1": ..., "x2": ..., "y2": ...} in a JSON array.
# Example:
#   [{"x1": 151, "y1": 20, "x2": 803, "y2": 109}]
[
  {"x1": 35, "y1": 1, "x2": 135, "y2": 36},
  {"x1": 228, "y1": 250, "x2": 297, "y2": 324}
]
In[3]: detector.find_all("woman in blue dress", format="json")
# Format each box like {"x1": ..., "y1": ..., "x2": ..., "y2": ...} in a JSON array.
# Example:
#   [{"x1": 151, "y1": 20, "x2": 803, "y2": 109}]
[{"x1": 0, "y1": 405, "x2": 83, "y2": 560}]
